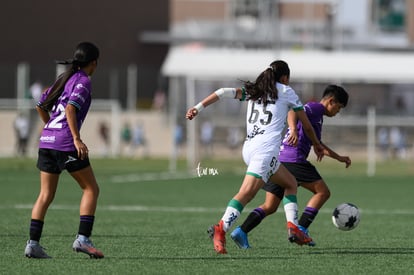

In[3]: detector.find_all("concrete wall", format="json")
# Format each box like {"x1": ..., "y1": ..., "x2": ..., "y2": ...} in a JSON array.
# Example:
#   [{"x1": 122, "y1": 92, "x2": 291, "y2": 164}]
[{"x1": 0, "y1": 110, "x2": 173, "y2": 158}]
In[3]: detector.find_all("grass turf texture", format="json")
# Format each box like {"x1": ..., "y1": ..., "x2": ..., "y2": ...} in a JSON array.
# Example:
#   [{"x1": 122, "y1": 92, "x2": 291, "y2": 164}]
[{"x1": 0, "y1": 157, "x2": 413, "y2": 274}]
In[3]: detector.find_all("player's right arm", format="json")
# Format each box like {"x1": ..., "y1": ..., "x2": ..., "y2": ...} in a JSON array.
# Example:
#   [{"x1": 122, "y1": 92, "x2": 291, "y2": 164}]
[
  {"x1": 285, "y1": 110, "x2": 299, "y2": 146},
  {"x1": 186, "y1": 88, "x2": 242, "y2": 120},
  {"x1": 36, "y1": 106, "x2": 50, "y2": 124}
]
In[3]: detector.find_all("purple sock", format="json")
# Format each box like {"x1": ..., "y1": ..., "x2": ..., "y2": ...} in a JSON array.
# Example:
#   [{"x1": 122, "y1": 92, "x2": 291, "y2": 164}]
[
  {"x1": 29, "y1": 219, "x2": 44, "y2": 242},
  {"x1": 299, "y1": 207, "x2": 319, "y2": 228},
  {"x1": 241, "y1": 207, "x2": 266, "y2": 233}
]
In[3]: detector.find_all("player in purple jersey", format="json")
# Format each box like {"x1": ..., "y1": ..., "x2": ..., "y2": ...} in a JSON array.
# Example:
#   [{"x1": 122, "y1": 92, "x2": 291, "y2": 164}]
[
  {"x1": 231, "y1": 84, "x2": 351, "y2": 248},
  {"x1": 24, "y1": 42, "x2": 104, "y2": 259}
]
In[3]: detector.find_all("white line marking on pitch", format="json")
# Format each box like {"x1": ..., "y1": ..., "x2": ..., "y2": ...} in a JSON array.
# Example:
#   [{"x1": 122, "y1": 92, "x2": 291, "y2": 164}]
[
  {"x1": 8, "y1": 204, "x2": 414, "y2": 215},
  {"x1": 110, "y1": 172, "x2": 196, "y2": 183}
]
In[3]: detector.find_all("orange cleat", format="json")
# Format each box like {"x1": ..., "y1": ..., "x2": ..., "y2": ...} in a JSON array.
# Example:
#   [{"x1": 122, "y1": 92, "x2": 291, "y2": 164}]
[
  {"x1": 287, "y1": 221, "x2": 313, "y2": 246},
  {"x1": 207, "y1": 220, "x2": 227, "y2": 254}
]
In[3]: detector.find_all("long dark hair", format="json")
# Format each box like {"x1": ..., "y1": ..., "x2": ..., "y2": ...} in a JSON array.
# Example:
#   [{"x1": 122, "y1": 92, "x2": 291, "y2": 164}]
[
  {"x1": 39, "y1": 42, "x2": 99, "y2": 111},
  {"x1": 242, "y1": 60, "x2": 290, "y2": 106}
]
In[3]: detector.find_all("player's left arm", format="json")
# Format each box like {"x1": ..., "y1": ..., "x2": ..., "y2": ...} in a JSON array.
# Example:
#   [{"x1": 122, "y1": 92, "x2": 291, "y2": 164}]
[
  {"x1": 66, "y1": 83, "x2": 90, "y2": 160},
  {"x1": 66, "y1": 104, "x2": 88, "y2": 160},
  {"x1": 296, "y1": 109, "x2": 324, "y2": 161},
  {"x1": 321, "y1": 141, "x2": 351, "y2": 168}
]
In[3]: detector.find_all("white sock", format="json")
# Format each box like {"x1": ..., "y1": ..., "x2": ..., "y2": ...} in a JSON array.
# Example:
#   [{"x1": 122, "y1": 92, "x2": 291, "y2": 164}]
[
  {"x1": 221, "y1": 207, "x2": 241, "y2": 232},
  {"x1": 283, "y1": 202, "x2": 299, "y2": 225}
]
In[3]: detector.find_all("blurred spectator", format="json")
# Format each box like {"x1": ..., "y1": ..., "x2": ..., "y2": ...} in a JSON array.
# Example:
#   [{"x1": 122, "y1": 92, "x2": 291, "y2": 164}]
[
  {"x1": 14, "y1": 112, "x2": 30, "y2": 157},
  {"x1": 120, "y1": 122, "x2": 132, "y2": 156},
  {"x1": 200, "y1": 121, "x2": 214, "y2": 157},
  {"x1": 174, "y1": 124, "x2": 185, "y2": 156},
  {"x1": 389, "y1": 126, "x2": 407, "y2": 159},
  {"x1": 131, "y1": 122, "x2": 148, "y2": 157},
  {"x1": 227, "y1": 126, "x2": 243, "y2": 151},
  {"x1": 30, "y1": 81, "x2": 43, "y2": 104},
  {"x1": 152, "y1": 89, "x2": 166, "y2": 111},
  {"x1": 175, "y1": 124, "x2": 184, "y2": 146},
  {"x1": 98, "y1": 121, "x2": 110, "y2": 156},
  {"x1": 377, "y1": 127, "x2": 389, "y2": 160}
]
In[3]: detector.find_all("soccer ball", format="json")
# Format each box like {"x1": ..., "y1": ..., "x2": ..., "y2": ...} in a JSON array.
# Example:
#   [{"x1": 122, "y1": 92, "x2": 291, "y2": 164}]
[{"x1": 332, "y1": 203, "x2": 360, "y2": 231}]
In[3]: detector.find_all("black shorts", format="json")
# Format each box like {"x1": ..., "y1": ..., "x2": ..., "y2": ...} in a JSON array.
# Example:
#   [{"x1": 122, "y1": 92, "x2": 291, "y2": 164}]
[
  {"x1": 263, "y1": 162, "x2": 322, "y2": 199},
  {"x1": 37, "y1": 148, "x2": 90, "y2": 174}
]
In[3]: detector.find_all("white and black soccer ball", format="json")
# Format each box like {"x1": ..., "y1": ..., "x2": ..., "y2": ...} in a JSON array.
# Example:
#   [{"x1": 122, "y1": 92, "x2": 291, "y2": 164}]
[{"x1": 332, "y1": 203, "x2": 360, "y2": 231}]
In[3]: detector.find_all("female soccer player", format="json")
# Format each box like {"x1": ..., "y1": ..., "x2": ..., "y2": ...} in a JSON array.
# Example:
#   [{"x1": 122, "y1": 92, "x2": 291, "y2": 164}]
[
  {"x1": 186, "y1": 60, "x2": 324, "y2": 254},
  {"x1": 230, "y1": 84, "x2": 351, "y2": 249},
  {"x1": 24, "y1": 42, "x2": 104, "y2": 259}
]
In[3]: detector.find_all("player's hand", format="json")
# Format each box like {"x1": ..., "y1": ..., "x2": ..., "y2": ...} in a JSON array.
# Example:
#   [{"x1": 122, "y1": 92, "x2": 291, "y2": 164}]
[
  {"x1": 313, "y1": 143, "x2": 325, "y2": 162},
  {"x1": 286, "y1": 129, "x2": 298, "y2": 146},
  {"x1": 74, "y1": 138, "x2": 89, "y2": 160},
  {"x1": 186, "y1": 108, "x2": 198, "y2": 120},
  {"x1": 338, "y1": 156, "x2": 351, "y2": 168}
]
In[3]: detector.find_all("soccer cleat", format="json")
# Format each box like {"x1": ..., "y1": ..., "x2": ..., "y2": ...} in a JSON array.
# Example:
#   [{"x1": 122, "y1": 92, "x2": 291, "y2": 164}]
[
  {"x1": 207, "y1": 220, "x2": 227, "y2": 254},
  {"x1": 230, "y1": 226, "x2": 251, "y2": 249},
  {"x1": 24, "y1": 240, "x2": 51, "y2": 259},
  {"x1": 72, "y1": 235, "x2": 104, "y2": 259},
  {"x1": 298, "y1": 225, "x2": 316, "y2": 247},
  {"x1": 287, "y1": 221, "x2": 313, "y2": 246}
]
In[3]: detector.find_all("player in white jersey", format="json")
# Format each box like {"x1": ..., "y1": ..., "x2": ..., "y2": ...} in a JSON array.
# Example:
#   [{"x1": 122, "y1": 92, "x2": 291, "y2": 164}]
[
  {"x1": 242, "y1": 82, "x2": 305, "y2": 179},
  {"x1": 186, "y1": 60, "x2": 324, "y2": 254}
]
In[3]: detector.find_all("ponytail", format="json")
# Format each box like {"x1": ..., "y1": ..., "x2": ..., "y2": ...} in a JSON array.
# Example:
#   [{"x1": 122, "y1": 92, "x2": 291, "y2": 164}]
[
  {"x1": 38, "y1": 42, "x2": 99, "y2": 111},
  {"x1": 242, "y1": 68, "x2": 277, "y2": 106},
  {"x1": 38, "y1": 62, "x2": 78, "y2": 111},
  {"x1": 241, "y1": 60, "x2": 289, "y2": 106}
]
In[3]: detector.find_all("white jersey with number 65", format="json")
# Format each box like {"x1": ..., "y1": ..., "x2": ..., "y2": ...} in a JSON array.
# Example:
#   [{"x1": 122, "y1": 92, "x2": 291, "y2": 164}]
[{"x1": 243, "y1": 82, "x2": 303, "y2": 159}]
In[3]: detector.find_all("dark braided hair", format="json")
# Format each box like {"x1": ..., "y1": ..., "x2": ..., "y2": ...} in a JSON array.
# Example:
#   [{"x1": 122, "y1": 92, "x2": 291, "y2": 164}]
[
  {"x1": 39, "y1": 42, "x2": 99, "y2": 111},
  {"x1": 242, "y1": 60, "x2": 290, "y2": 106}
]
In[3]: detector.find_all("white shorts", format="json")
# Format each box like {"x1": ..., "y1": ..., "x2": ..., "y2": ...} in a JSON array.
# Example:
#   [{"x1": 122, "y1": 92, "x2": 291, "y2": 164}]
[{"x1": 242, "y1": 142, "x2": 281, "y2": 183}]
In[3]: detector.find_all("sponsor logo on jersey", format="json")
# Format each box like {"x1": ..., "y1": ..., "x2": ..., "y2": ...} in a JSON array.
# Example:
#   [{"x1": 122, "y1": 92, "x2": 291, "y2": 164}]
[
  {"x1": 75, "y1": 83, "x2": 84, "y2": 90},
  {"x1": 71, "y1": 91, "x2": 86, "y2": 103},
  {"x1": 246, "y1": 125, "x2": 265, "y2": 140},
  {"x1": 40, "y1": 135, "x2": 56, "y2": 143}
]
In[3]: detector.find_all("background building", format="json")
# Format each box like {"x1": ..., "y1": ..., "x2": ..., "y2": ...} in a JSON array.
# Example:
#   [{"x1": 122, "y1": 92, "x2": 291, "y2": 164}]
[
  {"x1": 0, "y1": 0, "x2": 169, "y2": 108},
  {"x1": 1, "y1": 0, "x2": 414, "y2": 169}
]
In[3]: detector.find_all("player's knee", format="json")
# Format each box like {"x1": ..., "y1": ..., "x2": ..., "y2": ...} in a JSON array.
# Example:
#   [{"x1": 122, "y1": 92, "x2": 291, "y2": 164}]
[
  {"x1": 38, "y1": 191, "x2": 55, "y2": 205},
  {"x1": 84, "y1": 183, "x2": 100, "y2": 198},
  {"x1": 265, "y1": 206, "x2": 277, "y2": 215},
  {"x1": 260, "y1": 202, "x2": 278, "y2": 215},
  {"x1": 95, "y1": 184, "x2": 100, "y2": 197},
  {"x1": 93, "y1": 184, "x2": 100, "y2": 197},
  {"x1": 321, "y1": 188, "x2": 331, "y2": 201}
]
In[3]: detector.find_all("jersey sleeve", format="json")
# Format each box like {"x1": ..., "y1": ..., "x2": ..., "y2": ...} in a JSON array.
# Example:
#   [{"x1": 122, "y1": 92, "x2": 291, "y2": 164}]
[
  {"x1": 68, "y1": 82, "x2": 90, "y2": 110},
  {"x1": 37, "y1": 87, "x2": 51, "y2": 106},
  {"x1": 286, "y1": 87, "x2": 304, "y2": 111}
]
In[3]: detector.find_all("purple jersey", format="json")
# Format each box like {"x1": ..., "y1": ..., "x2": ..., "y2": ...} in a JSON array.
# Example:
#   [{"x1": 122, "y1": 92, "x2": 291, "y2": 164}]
[
  {"x1": 38, "y1": 70, "x2": 92, "y2": 151},
  {"x1": 279, "y1": 101, "x2": 323, "y2": 163}
]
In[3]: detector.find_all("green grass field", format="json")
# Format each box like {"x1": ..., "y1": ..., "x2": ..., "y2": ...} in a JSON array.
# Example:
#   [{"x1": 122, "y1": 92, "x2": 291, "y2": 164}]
[{"x1": 1, "y1": 157, "x2": 413, "y2": 274}]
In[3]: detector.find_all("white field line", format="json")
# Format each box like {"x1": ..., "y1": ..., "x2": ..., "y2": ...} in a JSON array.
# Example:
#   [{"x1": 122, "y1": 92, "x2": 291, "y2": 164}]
[
  {"x1": 110, "y1": 172, "x2": 196, "y2": 183},
  {"x1": 7, "y1": 204, "x2": 414, "y2": 215}
]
